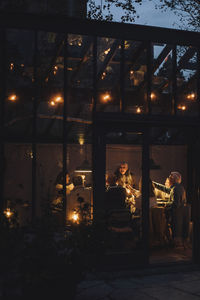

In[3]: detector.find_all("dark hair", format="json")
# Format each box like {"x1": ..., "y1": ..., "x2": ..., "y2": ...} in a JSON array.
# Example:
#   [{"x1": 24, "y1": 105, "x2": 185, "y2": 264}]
[
  {"x1": 72, "y1": 176, "x2": 83, "y2": 187},
  {"x1": 55, "y1": 170, "x2": 69, "y2": 184}
]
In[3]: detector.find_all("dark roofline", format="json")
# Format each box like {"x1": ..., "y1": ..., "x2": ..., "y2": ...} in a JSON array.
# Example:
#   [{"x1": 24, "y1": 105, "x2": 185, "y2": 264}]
[{"x1": 0, "y1": 12, "x2": 199, "y2": 47}]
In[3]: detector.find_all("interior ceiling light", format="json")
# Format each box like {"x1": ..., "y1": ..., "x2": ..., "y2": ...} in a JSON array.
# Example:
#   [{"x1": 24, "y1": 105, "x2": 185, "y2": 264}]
[{"x1": 75, "y1": 160, "x2": 92, "y2": 173}]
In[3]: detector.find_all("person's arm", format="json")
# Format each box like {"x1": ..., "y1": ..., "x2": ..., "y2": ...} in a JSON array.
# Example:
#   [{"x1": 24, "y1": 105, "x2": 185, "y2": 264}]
[{"x1": 152, "y1": 181, "x2": 171, "y2": 194}]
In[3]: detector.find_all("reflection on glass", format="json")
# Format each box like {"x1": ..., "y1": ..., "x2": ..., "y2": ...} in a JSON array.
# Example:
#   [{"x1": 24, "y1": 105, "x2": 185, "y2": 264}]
[
  {"x1": 4, "y1": 144, "x2": 32, "y2": 226},
  {"x1": 5, "y1": 30, "x2": 35, "y2": 136},
  {"x1": 152, "y1": 43, "x2": 172, "y2": 114},
  {"x1": 176, "y1": 46, "x2": 198, "y2": 116},
  {"x1": 97, "y1": 37, "x2": 120, "y2": 112}
]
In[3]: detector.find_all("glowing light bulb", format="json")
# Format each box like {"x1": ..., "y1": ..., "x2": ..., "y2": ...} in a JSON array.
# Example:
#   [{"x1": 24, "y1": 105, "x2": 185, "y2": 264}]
[
  {"x1": 187, "y1": 93, "x2": 195, "y2": 100},
  {"x1": 102, "y1": 93, "x2": 111, "y2": 103},
  {"x1": 136, "y1": 107, "x2": 141, "y2": 114},
  {"x1": 178, "y1": 105, "x2": 186, "y2": 111},
  {"x1": 10, "y1": 63, "x2": 14, "y2": 70},
  {"x1": 72, "y1": 212, "x2": 79, "y2": 222},
  {"x1": 104, "y1": 48, "x2": 111, "y2": 55},
  {"x1": 8, "y1": 94, "x2": 17, "y2": 101},
  {"x1": 50, "y1": 100, "x2": 56, "y2": 106},
  {"x1": 55, "y1": 96, "x2": 63, "y2": 103},
  {"x1": 4, "y1": 208, "x2": 13, "y2": 218},
  {"x1": 150, "y1": 92, "x2": 156, "y2": 100}
]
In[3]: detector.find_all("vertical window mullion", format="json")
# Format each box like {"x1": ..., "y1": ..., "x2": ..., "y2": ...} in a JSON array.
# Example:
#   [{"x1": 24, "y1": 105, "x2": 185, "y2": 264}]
[
  {"x1": 197, "y1": 47, "x2": 200, "y2": 117},
  {"x1": 63, "y1": 34, "x2": 68, "y2": 222},
  {"x1": 120, "y1": 39, "x2": 125, "y2": 113},
  {"x1": 146, "y1": 42, "x2": 152, "y2": 114},
  {"x1": 172, "y1": 45, "x2": 177, "y2": 115},
  {"x1": 32, "y1": 30, "x2": 38, "y2": 221},
  {"x1": 0, "y1": 29, "x2": 6, "y2": 213},
  {"x1": 92, "y1": 35, "x2": 98, "y2": 218}
]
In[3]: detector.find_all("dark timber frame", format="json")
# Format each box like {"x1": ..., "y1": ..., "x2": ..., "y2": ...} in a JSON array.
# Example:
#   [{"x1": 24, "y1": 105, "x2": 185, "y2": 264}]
[{"x1": 1, "y1": 13, "x2": 200, "y2": 266}]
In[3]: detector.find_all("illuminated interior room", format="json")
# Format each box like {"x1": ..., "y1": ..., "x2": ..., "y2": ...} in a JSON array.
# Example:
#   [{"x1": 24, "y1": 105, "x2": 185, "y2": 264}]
[{"x1": 0, "y1": 13, "x2": 200, "y2": 269}]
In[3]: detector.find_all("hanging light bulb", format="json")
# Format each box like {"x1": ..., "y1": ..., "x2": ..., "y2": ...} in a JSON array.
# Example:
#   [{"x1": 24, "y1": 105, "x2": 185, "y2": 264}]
[
  {"x1": 8, "y1": 94, "x2": 17, "y2": 101},
  {"x1": 4, "y1": 208, "x2": 13, "y2": 218},
  {"x1": 55, "y1": 96, "x2": 63, "y2": 103},
  {"x1": 136, "y1": 107, "x2": 142, "y2": 114},
  {"x1": 101, "y1": 92, "x2": 111, "y2": 103}
]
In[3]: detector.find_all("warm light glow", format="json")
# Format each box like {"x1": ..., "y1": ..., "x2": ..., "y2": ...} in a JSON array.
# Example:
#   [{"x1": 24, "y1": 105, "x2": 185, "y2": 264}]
[
  {"x1": 72, "y1": 212, "x2": 79, "y2": 222},
  {"x1": 55, "y1": 96, "x2": 63, "y2": 103},
  {"x1": 8, "y1": 94, "x2": 17, "y2": 101},
  {"x1": 126, "y1": 189, "x2": 131, "y2": 194},
  {"x1": 187, "y1": 93, "x2": 195, "y2": 100},
  {"x1": 130, "y1": 70, "x2": 134, "y2": 75},
  {"x1": 50, "y1": 100, "x2": 56, "y2": 106},
  {"x1": 136, "y1": 107, "x2": 141, "y2": 114},
  {"x1": 75, "y1": 169, "x2": 92, "y2": 173},
  {"x1": 101, "y1": 72, "x2": 106, "y2": 80},
  {"x1": 4, "y1": 208, "x2": 13, "y2": 218},
  {"x1": 178, "y1": 105, "x2": 186, "y2": 111},
  {"x1": 79, "y1": 137, "x2": 85, "y2": 145},
  {"x1": 81, "y1": 175, "x2": 86, "y2": 180},
  {"x1": 150, "y1": 92, "x2": 156, "y2": 100},
  {"x1": 53, "y1": 65, "x2": 58, "y2": 75},
  {"x1": 78, "y1": 42, "x2": 82, "y2": 46},
  {"x1": 20, "y1": 64, "x2": 24, "y2": 67},
  {"x1": 101, "y1": 93, "x2": 111, "y2": 103},
  {"x1": 10, "y1": 63, "x2": 14, "y2": 70},
  {"x1": 104, "y1": 48, "x2": 111, "y2": 55}
]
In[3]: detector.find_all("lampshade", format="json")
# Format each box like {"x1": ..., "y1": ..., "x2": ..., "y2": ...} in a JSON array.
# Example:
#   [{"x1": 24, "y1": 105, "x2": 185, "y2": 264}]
[
  {"x1": 75, "y1": 159, "x2": 92, "y2": 173},
  {"x1": 149, "y1": 158, "x2": 161, "y2": 170}
]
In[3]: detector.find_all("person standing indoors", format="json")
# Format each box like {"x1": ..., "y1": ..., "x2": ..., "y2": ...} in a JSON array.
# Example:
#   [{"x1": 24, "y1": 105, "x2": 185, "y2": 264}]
[
  {"x1": 154, "y1": 171, "x2": 187, "y2": 246},
  {"x1": 114, "y1": 162, "x2": 136, "y2": 213},
  {"x1": 114, "y1": 162, "x2": 135, "y2": 188}
]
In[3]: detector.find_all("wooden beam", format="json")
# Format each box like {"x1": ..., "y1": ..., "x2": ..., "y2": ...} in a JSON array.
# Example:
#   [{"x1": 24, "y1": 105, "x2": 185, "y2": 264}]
[{"x1": 0, "y1": 13, "x2": 199, "y2": 47}]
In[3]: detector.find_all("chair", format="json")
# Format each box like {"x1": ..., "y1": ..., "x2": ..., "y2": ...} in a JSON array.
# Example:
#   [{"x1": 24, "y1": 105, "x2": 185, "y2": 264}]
[{"x1": 105, "y1": 187, "x2": 136, "y2": 250}]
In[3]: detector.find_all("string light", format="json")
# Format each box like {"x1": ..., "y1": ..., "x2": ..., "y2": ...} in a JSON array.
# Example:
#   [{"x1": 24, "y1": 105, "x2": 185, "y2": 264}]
[
  {"x1": 101, "y1": 92, "x2": 111, "y2": 103},
  {"x1": 150, "y1": 92, "x2": 156, "y2": 100},
  {"x1": 53, "y1": 65, "x2": 58, "y2": 75},
  {"x1": 72, "y1": 212, "x2": 79, "y2": 222},
  {"x1": 50, "y1": 100, "x2": 56, "y2": 106},
  {"x1": 178, "y1": 105, "x2": 186, "y2": 111},
  {"x1": 8, "y1": 94, "x2": 17, "y2": 101},
  {"x1": 101, "y1": 72, "x2": 106, "y2": 80},
  {"x1": 4, "y1": 208, "x2": 13, "y2": 218},
  {"x1": 104, "y1": 48, "x2": 111, "y2": 55},
  {"x1": 187, "y1": 93, "x2": 195, "y2": 100},
  {"x1": 136, "y1": 107, "x2": 142, "y2": 114},
  {"x1": 10, "y1": 63, "x2": 14, "y2": 71},
  {"x1": 55, "y1": 96, "x2": 63, "y2": 103},
  {"x1": 78, "y1": 136, "x2": 85, "y2": 145}
]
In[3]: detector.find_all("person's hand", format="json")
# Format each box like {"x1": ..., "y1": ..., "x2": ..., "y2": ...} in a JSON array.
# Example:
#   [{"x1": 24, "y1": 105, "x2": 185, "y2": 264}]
[{"x1": 67, "y1": 183, "x2": 74, "y2": 191}]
